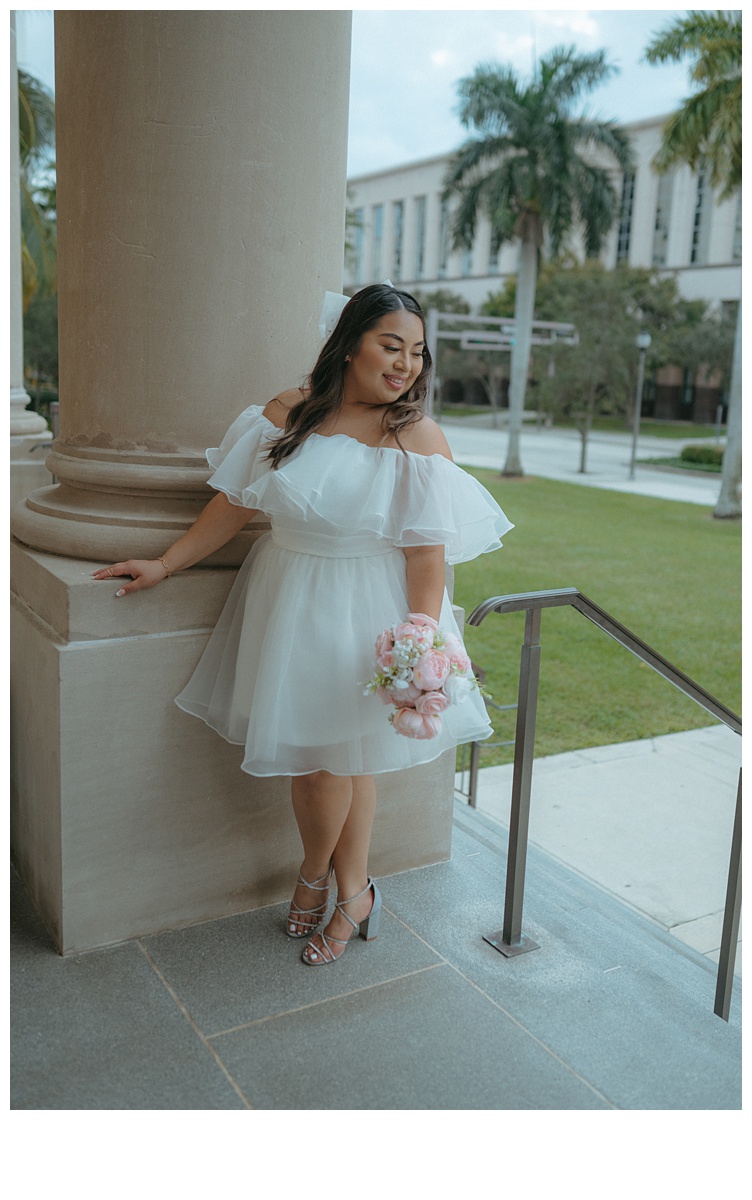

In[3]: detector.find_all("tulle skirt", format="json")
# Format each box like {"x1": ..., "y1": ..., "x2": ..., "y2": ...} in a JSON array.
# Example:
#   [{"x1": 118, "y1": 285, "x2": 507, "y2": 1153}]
[{"x1": 175, "y1": 531, "x2": 492, "y2": 777}]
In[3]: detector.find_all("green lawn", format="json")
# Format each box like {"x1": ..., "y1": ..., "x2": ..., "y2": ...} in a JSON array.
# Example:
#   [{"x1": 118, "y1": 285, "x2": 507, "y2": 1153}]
[{"x1": 453, "y1": 471, "x2": 741, "y2": 767}]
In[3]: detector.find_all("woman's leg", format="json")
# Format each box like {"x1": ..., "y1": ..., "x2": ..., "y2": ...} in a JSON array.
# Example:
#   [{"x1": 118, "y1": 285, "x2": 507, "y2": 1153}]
[
  {"x1": 303, "y1": 774, "x2": 378, "y2": 961},
  {"x1": 288, "y1": 771, "x2": 353, "y2": 936}
]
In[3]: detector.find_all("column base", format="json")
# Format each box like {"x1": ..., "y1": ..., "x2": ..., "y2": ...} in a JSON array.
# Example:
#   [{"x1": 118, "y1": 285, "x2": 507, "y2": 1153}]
[{"x1": 10, "y1": 541, "x2": 455, "y2": 952}]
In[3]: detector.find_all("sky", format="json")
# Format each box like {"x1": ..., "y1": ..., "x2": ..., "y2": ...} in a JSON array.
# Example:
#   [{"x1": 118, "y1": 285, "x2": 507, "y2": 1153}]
[{"x1": 15, "y1": 5, "x2": 701, "y2": 176}]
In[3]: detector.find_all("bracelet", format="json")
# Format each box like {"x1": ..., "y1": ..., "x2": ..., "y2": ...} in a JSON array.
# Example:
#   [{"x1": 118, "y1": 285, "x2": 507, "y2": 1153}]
[{"x1": 159, "y1": 557, "x2": 172, "y2": 578}]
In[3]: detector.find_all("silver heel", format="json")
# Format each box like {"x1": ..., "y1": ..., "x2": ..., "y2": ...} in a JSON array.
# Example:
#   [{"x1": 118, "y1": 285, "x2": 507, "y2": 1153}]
[
  {"x1": 302, "y1": 878, "x2": 381, "y2": 965},
  {"x1": 359, "y1": 881, "x2": 382, "y2": 941}
]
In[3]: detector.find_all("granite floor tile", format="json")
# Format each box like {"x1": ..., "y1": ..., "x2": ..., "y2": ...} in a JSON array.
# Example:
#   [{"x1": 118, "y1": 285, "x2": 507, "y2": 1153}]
[
  {"x1": 11, "y1": 868, "x2": 247, "y2": 1110},
  {"x1": 143, "y1": 898, "x2": 443, "y2": 1035},
  {"x1": 212, "y1": 964, "x2": 612, "y2": 1110},
  {"x1": 384, "y1": 819, "x2": 742, "y2": 1109}
]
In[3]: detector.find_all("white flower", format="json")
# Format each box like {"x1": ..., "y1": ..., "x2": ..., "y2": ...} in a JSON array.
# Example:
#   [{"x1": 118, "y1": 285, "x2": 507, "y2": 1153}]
[{"x1": 443, "y1": 673, "x2": 473, "y2": 705}]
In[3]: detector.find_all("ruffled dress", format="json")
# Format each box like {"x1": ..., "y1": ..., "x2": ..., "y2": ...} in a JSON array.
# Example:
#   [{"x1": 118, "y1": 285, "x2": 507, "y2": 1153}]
[{"x1": 175, "y1": 406, "x2": 513, "y2": 777}]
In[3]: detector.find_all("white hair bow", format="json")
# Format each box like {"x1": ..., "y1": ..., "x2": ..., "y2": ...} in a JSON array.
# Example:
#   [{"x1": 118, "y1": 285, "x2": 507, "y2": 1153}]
[{"x1": 318, "y1": 280, "x2": 395, "y2": 339}]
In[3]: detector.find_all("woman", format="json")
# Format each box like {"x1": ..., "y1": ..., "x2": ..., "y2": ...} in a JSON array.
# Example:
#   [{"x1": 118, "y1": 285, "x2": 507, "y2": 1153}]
[{"x1": 93, "y1": 284, "x2": 513, "y2": 966}]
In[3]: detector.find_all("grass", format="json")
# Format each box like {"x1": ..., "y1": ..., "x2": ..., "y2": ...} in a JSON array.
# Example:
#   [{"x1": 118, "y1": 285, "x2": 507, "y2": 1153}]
[{"x1": 453, "y1": 471, "x2": 741, "y2": 768}]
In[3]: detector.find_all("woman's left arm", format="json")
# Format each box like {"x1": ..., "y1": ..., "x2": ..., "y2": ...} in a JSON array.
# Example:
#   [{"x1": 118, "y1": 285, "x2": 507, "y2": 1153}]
[
  {"x1": 400, "y1": 416, "x2": 454, "y2": 623},
  {"x1": 403, "y1": 544, "x2": 446, "y2": 623}
]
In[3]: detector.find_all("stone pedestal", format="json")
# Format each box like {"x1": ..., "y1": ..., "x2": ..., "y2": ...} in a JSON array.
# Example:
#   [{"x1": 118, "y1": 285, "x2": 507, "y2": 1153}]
[{"x1": 10, "y1": 11, "x2": 458, "y2": 954}]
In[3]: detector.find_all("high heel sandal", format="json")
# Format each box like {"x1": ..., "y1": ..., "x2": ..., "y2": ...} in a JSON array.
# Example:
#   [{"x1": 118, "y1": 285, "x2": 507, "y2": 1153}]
[
  {"x1": 301, "y1": 878, "x2": 382, "y2": 965},
  {"x1": 286, "y1": 864, "x2": 333, "y2": 938}
]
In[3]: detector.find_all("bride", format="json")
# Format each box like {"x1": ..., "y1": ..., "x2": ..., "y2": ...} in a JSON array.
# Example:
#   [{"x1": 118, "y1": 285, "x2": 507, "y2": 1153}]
[{"x1": 93, "y1": 283, "x2": 513, "y2": 966}]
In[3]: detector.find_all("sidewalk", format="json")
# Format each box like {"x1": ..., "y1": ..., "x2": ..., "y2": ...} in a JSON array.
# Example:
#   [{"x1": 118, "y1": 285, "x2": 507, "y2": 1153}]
[
  {"x1": 439, "y1": 415, "x2": 724, "y2": 506},
  {"x1": 457, "y1": 724, "x2": 742, "y2": 978}
]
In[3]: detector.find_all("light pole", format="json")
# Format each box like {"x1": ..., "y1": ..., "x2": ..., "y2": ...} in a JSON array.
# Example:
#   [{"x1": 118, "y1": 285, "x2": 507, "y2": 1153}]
[{"x1": 629, "y1": 331, "x2": 652, "y2": 480}]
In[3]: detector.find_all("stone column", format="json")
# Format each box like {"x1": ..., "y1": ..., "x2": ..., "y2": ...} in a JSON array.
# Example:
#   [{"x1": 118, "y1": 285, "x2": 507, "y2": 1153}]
[
  {"x1": 12, "y1": 9, "x2": 351, "y2": 564},
  {"x1": 10, "y1": 11, "x2": 53, "y2": 505},
  {"x1": 11, "y1": 10, "x2": 457, "y2": 953}
]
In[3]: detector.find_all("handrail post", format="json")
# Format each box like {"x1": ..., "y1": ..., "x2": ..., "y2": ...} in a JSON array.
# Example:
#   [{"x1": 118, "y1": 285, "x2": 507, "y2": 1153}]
[
  {"x1": 468, "y1": 740, "x2": 480, "y2": 808},
  {"x1": 484, "y1": 606, "x2": 542, "y2": 957},
  {"x1": 714, "y1": 769, "x2": 742, "y2": 1021}
]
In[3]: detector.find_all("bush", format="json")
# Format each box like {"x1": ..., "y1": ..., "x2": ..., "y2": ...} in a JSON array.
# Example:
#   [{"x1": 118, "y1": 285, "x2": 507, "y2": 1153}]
[{"x1": 680, "y1": 444, "x2": 724, "y2": 466}]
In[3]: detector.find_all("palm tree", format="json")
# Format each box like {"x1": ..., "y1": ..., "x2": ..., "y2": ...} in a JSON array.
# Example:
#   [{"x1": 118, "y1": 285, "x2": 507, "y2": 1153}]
[
  {"x1": 644, "y1": 11, "x2": 741, "y2": 519},
  {"x1": 644, "y1": 10, "x2": 741, "y2": 198},
  {"x1": 444, "y1": 48, "x2": 633, "y2": 475},
  {"x1": 18, "y1": 69, "x2": 57, "y2": 312}
]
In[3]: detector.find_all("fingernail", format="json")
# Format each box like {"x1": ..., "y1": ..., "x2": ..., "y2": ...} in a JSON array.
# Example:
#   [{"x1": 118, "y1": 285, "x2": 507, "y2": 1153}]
[{"x1": 115, "y1": 589, "x2": 125, "y2": 597}]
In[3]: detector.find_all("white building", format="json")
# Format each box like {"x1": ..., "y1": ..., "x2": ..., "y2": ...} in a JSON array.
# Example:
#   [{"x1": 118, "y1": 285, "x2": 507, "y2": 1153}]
[{"x1": 346, "y1": 115, "x2": 742, "y2": 318}]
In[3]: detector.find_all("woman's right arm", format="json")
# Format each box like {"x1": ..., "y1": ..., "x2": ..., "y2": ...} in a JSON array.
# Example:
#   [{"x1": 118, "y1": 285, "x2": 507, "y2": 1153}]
[{"x1": 92, "y1": 491, "x2": 258, "y2": 596}]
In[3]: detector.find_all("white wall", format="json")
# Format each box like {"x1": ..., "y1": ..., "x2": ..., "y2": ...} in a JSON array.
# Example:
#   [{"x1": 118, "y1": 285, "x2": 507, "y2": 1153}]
[{"x1": 346, "y1": 115, "x2": 741, "y2": 313}]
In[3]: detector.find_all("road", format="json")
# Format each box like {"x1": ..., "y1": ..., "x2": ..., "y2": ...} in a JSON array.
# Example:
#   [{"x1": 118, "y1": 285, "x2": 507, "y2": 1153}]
[{"x1": 438, "y1": 415, "x2": 725, "y2": 507}]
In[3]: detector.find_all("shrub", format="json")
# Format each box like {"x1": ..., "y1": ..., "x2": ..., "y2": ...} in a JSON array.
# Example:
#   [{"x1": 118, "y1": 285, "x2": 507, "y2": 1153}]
[{"x1": 680, "y1": 444, "x2": 724, "y2": 466}]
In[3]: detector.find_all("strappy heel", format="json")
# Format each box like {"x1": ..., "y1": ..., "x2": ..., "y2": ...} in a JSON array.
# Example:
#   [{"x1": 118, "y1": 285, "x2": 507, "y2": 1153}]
[
  {"x1": 286, "y1": 863, "x2": 333, "y2": 938},
  {"x1": 301, "y1": 878, "x2": 382, "y2": 965}
]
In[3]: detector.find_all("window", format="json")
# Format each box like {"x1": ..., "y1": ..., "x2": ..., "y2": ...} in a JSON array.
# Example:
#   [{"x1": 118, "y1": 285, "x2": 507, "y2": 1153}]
[
  {"x1": 351, "y1": 207, "x2": 364, "y2": 281},
  {"x1": 690, "y1": 170, "x2": 710, "y2": 264},
  {"x1": 414, "y1": 195, "x2": 427, "y2": 279},
  {"x1": 392, "y1": 200, "x2": 404, "y2": 280},
  {"x1": 371, "y1": 204, "x2": 383, "y2": 278},
  {"x1": 438, "y1": 197, "x2": 450, "y2": 278},
  {"x1": 488, "y1": 227, "x2": 502, "y2": 274},
  {"x1": 731, "y1": 193, "x2": 742, "y2": 261},
  {"x1": 651, "y1": 173, "x2": 673, "y2": 267},
  {"x1": 460, "y1": 245, "x2": 473, "y2": 276},
  {"x1": 617, "y1": 172, "x2": 635, "y2": 262}
]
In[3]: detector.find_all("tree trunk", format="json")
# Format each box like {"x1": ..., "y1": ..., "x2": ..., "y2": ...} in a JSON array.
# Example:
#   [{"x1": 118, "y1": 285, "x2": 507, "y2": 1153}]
[
  {"x1": 714, "y1": 302, "x2": 742, "y2": 518},
  {"x1": 502, "y1": 235, "x2": 537, "y2": 476},
  {"x1": 577, "y1": 413, "x2": 591, "y2": 473}
]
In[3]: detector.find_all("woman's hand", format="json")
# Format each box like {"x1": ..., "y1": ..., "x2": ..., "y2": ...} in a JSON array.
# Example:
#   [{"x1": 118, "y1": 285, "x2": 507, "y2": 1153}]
[
  {"x1": 91, "y1": 493, "x2": 260, "y2": 597},
  {"x1": 92, "y1": 559, "x2": 168, "y2": 597}
]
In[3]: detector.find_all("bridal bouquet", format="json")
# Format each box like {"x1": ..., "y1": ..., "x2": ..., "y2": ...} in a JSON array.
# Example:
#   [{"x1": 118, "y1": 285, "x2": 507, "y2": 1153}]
[{"x1": 363, "y1": 614, "x2": 477, "y2": 740}]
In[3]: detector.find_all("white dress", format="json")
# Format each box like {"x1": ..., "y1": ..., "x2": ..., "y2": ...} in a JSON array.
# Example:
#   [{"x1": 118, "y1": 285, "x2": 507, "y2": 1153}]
[{"x1": 175, "y1": 406, "x2": 514, "y2": 777}]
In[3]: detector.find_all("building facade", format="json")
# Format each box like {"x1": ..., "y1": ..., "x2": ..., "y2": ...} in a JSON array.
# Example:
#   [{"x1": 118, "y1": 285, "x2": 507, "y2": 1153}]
[{"x1": 346, "y1": 115, "x2": 741, "y2": 318}]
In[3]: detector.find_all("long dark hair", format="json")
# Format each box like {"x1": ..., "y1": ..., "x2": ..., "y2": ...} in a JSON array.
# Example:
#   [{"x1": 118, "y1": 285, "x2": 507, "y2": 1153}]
[{"x1": 265, "y1": 283, "x2": 433, "y2": 468}]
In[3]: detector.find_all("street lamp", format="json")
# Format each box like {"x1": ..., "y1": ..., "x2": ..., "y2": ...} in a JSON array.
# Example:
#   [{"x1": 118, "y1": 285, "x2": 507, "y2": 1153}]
[{"x1": 629, "y1": 331, "x2": 652, "y2": 480}]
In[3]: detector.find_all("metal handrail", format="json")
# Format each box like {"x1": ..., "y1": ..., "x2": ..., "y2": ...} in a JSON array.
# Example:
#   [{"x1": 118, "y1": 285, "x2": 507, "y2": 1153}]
[{"x1": 468, "y1": 587, "x2": 742, "y2": 1021}]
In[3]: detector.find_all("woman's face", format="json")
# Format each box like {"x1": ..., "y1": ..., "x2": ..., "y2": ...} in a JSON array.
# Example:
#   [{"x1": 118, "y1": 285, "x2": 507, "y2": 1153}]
[{"x1": 344, "y1": 310, "x2": 426, "y2": 405}]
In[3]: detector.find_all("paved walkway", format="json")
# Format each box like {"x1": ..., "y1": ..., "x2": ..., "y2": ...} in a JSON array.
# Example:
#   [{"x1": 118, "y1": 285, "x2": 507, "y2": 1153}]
[
  {"x1": 457, "y1": 725, "x2": 741, "y2": 978},
  {"x1": 11, "y1": 790, "x2": 741, "y2": 1110},
  {"x1": 439, "y1": 414, "x2": 725, "y2": 506}
]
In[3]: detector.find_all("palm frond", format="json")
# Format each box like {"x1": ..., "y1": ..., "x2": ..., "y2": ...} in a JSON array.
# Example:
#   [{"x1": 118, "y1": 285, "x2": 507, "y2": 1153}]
[
  {"x1": 654, "y1": 82, "x2": 742, "y2": 196},
  {"x1": 644, "y1": 11, "x2": 741, "y2": 67},
  {"x1": 539, "y1": 45, "x2": 616, "y2": 108},
  {"x1": 18, "y1": 69, "x2": 55, "y2": 168}
]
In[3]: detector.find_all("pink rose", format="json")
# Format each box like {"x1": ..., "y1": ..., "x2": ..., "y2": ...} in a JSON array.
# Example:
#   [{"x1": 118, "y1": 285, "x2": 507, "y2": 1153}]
[
  {"x1": 393, "y1": 622, "x2": 435, "y2": 651},
  {"x1": 392, "y1": 708, "x2": 443, "y2": 740},
  {"x1": 443, "y1": 633, "x2": 471, "y2": 672},
  {"x1": 412, "y1": 649, "x2": 450, "y2": 691},
  {"x1": 415, "y1": 690, "x2": 450, "y2": 717},
  {"x1": 387, "y1": 680, "x2": 422, "y2": 707},
  {"x1": 375, "y1": 630, "x2": 395, "y2": 670}
]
